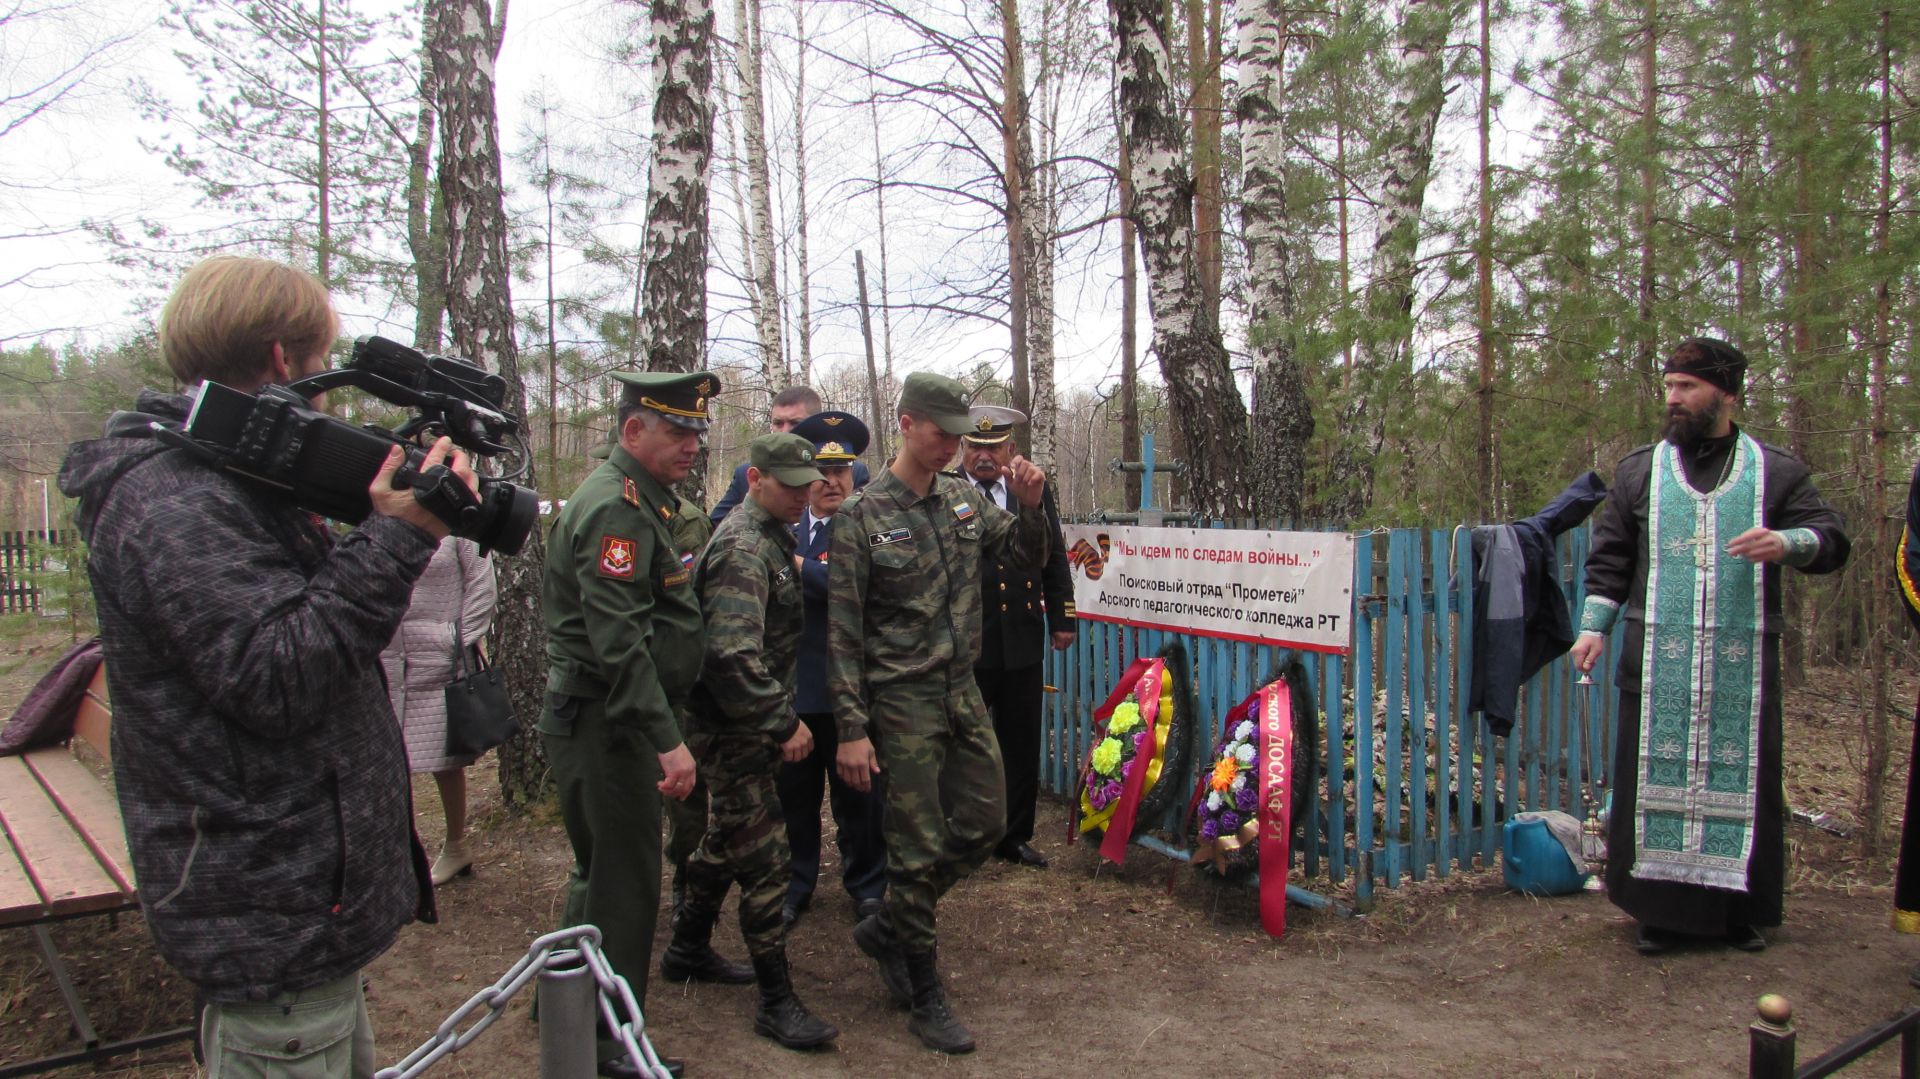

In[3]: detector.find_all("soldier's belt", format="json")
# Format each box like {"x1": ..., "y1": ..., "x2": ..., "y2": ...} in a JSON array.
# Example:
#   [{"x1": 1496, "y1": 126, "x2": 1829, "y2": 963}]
[{"x1": 546, "y1": 668, "x2": 611, "y2": 698}]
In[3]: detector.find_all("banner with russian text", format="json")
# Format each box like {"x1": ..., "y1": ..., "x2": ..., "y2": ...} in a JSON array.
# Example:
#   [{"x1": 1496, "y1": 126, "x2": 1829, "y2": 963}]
[{"x1": 1060, "y1": 525, "x2": 1354, "y2": 654}]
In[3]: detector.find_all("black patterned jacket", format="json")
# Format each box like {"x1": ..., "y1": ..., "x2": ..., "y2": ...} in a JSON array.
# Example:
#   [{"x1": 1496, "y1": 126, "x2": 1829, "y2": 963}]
[{"x1": 59, "y1": 390, "x2": 437, "y2": 1003}]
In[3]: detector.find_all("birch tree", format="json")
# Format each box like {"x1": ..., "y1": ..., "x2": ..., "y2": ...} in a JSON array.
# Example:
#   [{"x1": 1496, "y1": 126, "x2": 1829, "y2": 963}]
[
  {"x1": 1240, "y1": 0, "x2": 1312, "y2": 522},
  {"x1": 639, "y1": 0, "x2": 716, "y2": 500},
  {"x1": 428, "y1": 0, "x2": 549, "y2": 805},
  {"x1": 1112, "y1": 0, "x2": 1249, "y2": 518},
  {"x1": 1319, "y1": 0, "x2": 1458, "y2": 523},
  {"x1": 734, "y1": 0, "x2": 782, "y2": 394}
]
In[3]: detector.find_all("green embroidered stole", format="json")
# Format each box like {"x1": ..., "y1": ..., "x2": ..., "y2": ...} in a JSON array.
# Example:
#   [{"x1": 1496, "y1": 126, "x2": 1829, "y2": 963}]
[{"x1": 1635, "y1": 433, "x2": 1765, "y2": 892}]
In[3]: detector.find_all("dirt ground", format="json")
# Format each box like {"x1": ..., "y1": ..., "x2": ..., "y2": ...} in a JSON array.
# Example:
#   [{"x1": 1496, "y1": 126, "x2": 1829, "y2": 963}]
[{"x1": 5, "y1": 621, "x2": 1919, "y2": 1078}]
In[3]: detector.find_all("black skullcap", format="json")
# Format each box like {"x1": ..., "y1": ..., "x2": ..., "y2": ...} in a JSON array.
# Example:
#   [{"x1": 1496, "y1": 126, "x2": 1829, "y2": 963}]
[{"x1": 1663, "y1": 337, "x2": 1747, "y2": 396}]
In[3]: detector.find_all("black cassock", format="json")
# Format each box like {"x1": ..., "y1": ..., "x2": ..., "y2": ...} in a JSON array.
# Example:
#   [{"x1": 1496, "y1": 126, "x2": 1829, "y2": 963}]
[
  {"x1": 1584, "y1": 428, "x2": 1848, "y2": 935},
  {"x1": 1894, "y1": 461, "x2": 1920, "y2": 932}
]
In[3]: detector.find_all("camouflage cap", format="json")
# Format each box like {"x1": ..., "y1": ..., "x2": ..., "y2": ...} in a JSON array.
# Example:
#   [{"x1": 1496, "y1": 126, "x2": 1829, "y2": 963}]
[
  {"x1": 749, "y1": 432, "x2": 826, "y2": 487},
  {"x1": 791, "y1": 410, "x2": 870, "y2": 462},
  {"x1": 963, "y1": 404, "x2": 1025, "y2": 445},
  {"x1": 611, "y1": 369, "x2": 721, "y2": 431},
  {"x1": 897, "y1": 371, "x2": 973, "y2": 436}
]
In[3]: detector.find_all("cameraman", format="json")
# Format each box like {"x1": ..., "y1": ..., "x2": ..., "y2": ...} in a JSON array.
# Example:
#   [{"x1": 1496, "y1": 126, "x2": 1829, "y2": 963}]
[{"x1": 58, "y1": 256, "x2": 475, "y2": 1078}]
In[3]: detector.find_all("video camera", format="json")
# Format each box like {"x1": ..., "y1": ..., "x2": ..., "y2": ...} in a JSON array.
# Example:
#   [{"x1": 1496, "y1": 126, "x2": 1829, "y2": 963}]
[{"x1": 158, "y1": 335, "x2": 539, "y2": 556}]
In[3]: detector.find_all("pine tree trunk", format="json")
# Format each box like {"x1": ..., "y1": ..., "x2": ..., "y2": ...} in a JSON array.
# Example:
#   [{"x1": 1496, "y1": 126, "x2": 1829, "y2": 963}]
[
  {"x1": 1117, "y1": 112, "x2": 1141, "y2": 512},
  {"x1": 1000, "y1": 0, "x2": 1032, "y2": 442},
  {"x1": 1321, "y1": 0, "x2": 1455, "y2": 523},
  {"x1": 1112, "y1": 0, "x2": 1249, "y2": 519},
  {"x1": 408, "y1": 47, "x2": 446, "y2": 351},
  {"x1": 1241, "y1": 0, "x2": 1311, "y2": 524},
  {"x1": 736, "y1": 0, "x2": 782, "y2": 396},
  {"x1": 1474, "y1": 0, "x2": 1494, "y2": 519},
  {"x1": 428, "y1": 0, "x2": 550, "y2": 808},
  {"x1": 1858, "y1": 9, "x2": 1894, "y2": 855},
  {"x1": 1185, "y1": 0, "x2": 1222, "y2": 319}
]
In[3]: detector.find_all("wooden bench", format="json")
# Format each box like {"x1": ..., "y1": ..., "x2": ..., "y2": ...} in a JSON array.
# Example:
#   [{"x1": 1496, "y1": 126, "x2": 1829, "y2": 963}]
[{"x1": 0, "y1": 664, "x2": 195, "y2": 1077}]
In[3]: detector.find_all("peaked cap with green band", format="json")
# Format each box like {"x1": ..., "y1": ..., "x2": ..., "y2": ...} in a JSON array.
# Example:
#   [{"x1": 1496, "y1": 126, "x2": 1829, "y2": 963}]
[
  {"x1": 749, "y1": 432, "x2": 826, "y2": 487},
  {"x1": 612, "y1": 369, "x2": 721, "y2": 431},
  {"x1": 897, "y1": 371, "x2": 974, "y2": 435}
]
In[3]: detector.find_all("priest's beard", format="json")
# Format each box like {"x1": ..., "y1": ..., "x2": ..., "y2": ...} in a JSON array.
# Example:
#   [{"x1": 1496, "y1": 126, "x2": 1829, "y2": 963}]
[{"x1": 1662, "y1": 397, "x2": 1725, "y2": 446}]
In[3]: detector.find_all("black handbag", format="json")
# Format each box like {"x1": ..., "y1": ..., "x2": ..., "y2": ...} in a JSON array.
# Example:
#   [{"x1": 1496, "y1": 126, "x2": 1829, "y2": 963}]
[{"x1": 444, "y1": 622, "x2": 516, "y2": 760}]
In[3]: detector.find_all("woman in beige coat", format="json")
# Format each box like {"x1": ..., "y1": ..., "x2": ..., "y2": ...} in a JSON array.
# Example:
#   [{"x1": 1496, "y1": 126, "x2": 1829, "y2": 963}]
[{"x1": 381, "y1": 535, "x2": 497, "y2": 884}]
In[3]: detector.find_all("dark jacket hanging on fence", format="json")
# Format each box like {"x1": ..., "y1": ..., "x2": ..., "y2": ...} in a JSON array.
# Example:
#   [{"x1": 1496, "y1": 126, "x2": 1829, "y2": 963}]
[
  {"x1": 0, "y1": 636, "x2": 101, "y2": 755},
  {"x1": 1468, "y1": 471, "x2": 1609, "y2": 735}
]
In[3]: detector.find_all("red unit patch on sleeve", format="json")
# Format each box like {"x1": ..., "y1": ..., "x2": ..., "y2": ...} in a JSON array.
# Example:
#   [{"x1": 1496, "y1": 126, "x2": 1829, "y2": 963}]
[{"x1": 599, "y1": 535, "x2": 637, "y2": 579}]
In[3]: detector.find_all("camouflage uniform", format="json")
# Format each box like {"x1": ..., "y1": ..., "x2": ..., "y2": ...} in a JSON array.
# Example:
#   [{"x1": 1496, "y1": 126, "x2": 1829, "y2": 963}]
[
  {"x1": 662, "y1": 495, "x2": 714, "y2": 885},
  {"x1": 826, "y1": 468, "x2": 1050, "y2": 952},
  {"x1": 682, "y1": 496, "x2": 805, "y2": 958}
]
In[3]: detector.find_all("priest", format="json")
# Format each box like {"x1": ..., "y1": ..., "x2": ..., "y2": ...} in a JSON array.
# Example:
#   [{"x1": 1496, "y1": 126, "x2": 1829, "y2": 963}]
[{"x1": 1570, "y1": 337, "x2": 1849, "y2": 956}]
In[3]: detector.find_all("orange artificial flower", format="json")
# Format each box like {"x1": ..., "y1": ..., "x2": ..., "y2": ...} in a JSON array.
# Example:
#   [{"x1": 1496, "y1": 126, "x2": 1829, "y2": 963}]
[{"x1": 1210, "y1": 756, "x2": 1238, "y2": 792}]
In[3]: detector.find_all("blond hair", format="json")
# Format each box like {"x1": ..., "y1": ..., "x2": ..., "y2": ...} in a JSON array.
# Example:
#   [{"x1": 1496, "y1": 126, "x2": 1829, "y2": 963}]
[{"x1": 159, "y1": 256, "x2": 338, "y2": 388}]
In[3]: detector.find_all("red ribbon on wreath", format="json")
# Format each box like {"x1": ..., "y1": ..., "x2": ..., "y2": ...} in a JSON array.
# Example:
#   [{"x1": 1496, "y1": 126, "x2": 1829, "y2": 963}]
[{"x1": 1256, "y1": 676, "x2": 1295, "y2": 937}]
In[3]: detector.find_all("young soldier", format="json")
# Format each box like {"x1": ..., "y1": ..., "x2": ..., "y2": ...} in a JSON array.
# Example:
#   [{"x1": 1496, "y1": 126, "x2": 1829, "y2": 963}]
[
  {"x1": 827, "y1": 372, "x2": 1051, "y2": 1054},
  {"x1": 671, "y1": 433, "x2": 838, "y2": 1049}
]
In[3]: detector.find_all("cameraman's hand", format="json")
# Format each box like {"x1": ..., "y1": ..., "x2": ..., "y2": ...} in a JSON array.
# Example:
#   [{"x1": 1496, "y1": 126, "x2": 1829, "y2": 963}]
[{"x1": 369, "y1": 437, "x2": 477, "y2": 539}]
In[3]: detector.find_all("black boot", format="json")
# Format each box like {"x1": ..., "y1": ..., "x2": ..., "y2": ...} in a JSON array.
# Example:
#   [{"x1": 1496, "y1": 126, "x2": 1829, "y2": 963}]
[
  {"x1": 750, "y1": 952, "x2": 838, "y2": 1049},
  {"x1": 669, "y1": 871, "x2": 686, "y2": 922},
  {"x1": 852, "y1": 911, "x2": 912, "y2": 1009},
  {"x1": 659, "y1": 902, "x2": 754, "y2": 984},
  {"x1": 903, "y1": 948, "x2": 975, "y2": 1054}
]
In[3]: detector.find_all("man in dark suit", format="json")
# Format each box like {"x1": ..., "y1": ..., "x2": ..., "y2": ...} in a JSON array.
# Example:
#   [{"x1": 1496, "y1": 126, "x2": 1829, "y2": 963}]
[
  {"x1": 777, "y1": 410, "x2": 887, "y2": 925},
  {"x1": 963, "y1": 405, "x2": 1074, "y2": 867},
  {"x1": 711, "y1": 386, "x2": 870, "y2": 527}
]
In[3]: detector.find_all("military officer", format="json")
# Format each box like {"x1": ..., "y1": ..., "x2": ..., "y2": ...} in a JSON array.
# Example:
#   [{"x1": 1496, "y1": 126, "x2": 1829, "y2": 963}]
[
  {"x1": 778, "y1": 411, "x2": 888, "y2": 927},
  {"x1": 827, "y1": 372, "x2": 1051, "y2": 1055},
  {"x1": 670, "y1": 432, "x2": 839, "y2": 1050},
  {"x1": 962, "y1": 405, "x2": 1075, "y2": 869},
  {"x1": 587, "y1": 405, "x2": 729, "y2": 942},
  {"x1": 541, "y1": 369, "x2": 724, "y2": 1079}
]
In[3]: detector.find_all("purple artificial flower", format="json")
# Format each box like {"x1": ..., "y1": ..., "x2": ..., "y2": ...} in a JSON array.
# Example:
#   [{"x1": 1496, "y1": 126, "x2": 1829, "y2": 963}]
[
  {"x1": 1235, "y1": 784, "x2": 1258, "y2": 814},
  {"x1": 1103, "y1": 779, "x2": 1124, "y2": 804},
  {"x1": 1199, "y1": 818, "x2": 1220, "y2": 840},
  {"x1": 1218, "y1": 810, "x2": 1241, "y2": 833}
]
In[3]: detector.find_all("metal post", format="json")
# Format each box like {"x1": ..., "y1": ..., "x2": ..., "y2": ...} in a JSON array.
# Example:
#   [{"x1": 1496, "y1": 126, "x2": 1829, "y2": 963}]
[
  {"x1": 537, "y1": 955, "x2": 598, "y2": 1079},
  {"x1": 1748, "y1": 994, "x2": 1795, "y2": 1079},
  {"x1": 1140, "y1": 433, "x2": 1156, "y2": 511},
  {"x1": 1904, "y1": 1019, "x2": 1918, "y2": 1079}
]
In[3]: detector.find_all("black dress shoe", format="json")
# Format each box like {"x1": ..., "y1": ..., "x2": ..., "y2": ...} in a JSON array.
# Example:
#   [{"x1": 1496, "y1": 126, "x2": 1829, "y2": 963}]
[
  {"x1": 599, "y1": 1054, "x2": 684, "y2": 1078},
  {"x1": 1724, "y1": 924, "x2": 1767, "y2": 952},
  {"x1": 997, "y1": 842, "x2": 1049, "y2": 868},
  {"x1": 1633, "y1": 923, "x2": 1675, "y2": 956},
  {"x1": 853, "y1": 897, "x2": 886, "y2": 922}
]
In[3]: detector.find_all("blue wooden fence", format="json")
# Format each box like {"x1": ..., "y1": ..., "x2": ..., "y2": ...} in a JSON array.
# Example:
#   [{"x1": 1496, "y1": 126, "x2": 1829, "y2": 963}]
[{"x1": 1040, "y1": 523, "x2": 1624, "y2": 908}]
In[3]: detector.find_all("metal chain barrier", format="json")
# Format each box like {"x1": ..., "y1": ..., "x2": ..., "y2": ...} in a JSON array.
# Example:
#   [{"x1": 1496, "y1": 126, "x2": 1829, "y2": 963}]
[{"x1": 375, "y1": 924, "x2": 672, "y2": 1079}]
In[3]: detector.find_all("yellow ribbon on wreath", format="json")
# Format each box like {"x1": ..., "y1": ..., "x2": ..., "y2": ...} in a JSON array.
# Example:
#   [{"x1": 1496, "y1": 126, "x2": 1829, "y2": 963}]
[{"x1": 1079, "y1": 667, "x2": 1177, "y2": 834}]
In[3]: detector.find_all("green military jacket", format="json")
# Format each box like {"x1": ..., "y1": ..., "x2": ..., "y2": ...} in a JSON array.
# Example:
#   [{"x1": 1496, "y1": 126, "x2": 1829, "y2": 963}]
[
  {"x1": 688, "y1": 496, "x2": 803, "y2": 740},
  {"x1": 540, "y1": 446, "x2": 706, "y2": 754},
  {"x1": 825, "y1": 467, "x2": 1050, "y2": 741}
]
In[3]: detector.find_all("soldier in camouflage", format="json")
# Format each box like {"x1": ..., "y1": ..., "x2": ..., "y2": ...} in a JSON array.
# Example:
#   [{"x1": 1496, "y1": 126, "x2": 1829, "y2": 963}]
[
  {"x1": 827, "y1": 371, "x2": 1051, "y2": 1054},
  {"x1": 671, "y1": 432, "x2": 839, "y2": 1050}
]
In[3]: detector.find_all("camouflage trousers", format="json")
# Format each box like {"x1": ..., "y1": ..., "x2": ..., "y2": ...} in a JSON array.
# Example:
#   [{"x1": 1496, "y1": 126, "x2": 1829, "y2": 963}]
[
  {"x1": 683, "y1": 732, "x2": 790, "y2": 959},
  {"x1": 869, "y1": 686, "x2": 1008, "y2": 953}
]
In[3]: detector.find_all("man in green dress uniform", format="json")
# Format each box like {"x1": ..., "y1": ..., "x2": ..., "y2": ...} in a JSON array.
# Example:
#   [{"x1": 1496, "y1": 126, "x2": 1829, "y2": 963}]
[
  {"x1": 541, "y1": 369, "x2": 724, "y2": 1078},
  {"x1": 827, "y1": 372, "x2": 1052, "y2": 1054}
]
